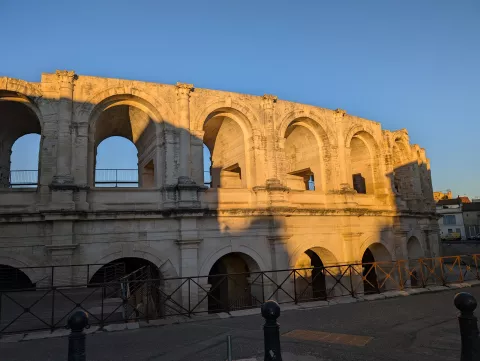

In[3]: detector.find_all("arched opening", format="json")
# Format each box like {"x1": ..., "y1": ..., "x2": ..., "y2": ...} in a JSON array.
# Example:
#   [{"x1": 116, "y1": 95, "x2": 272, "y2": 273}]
[
  {"x1": 207, "y1": 252, "x2": 261, "y2": 312},
  {"x1": 95, "y1": 137, "x2": 139, "y2": 187},
  {"x1": 9, "y1": 134, "x2": 41, "y2": 188},
  {"x1": 349, "y1": 133, "x2": 374, "y2": 194},
  {"x1": 89, "y1": 257, "x2": 160, "y2": 284},
  {"x1": 89, "y1": 257, "x2": 162, "y2": 320},
  {"x1": 203, "y1": 111, "x2": 249, "y2": 189},
  {"x1": 294, "y1": 249, "x2": 327, "y2": 301},
  {"x1": 407, "y1": 236, "x2": 423, "y2": 287},
  {"x1": 90, "y1": 99, "x2": 160, "y2": 188},
  {"x1": 0, "y1": 95, "x2": 41, "y2": 188},
  {"x1": 0, "y1": 265, "x2": 34, "y2": 290},
  {"x1": 203, "y1": 143, "x2": 212, "y2": 188},
  {"x1": 361, "y1": 243, "x2": 392, "y2": 294},
  {"x1": 284, "y1": 122, "x2": 322, "y2": 191}
]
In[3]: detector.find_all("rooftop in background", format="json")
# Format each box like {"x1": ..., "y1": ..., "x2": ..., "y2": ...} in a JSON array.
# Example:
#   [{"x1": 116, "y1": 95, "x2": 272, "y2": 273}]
[{"x1": 436, "y1": 196, "x2": 471, "y2": 207}]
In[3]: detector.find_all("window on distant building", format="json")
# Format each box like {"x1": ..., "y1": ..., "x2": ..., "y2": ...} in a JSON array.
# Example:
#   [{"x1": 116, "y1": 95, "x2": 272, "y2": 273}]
[
  {"x1": 456, "y1": 228, "x2": 461, "y2": 234},
  {"x1": 448, "y1": 229, "x2": 453, "y2": 233},
  {"x1": 443, "y1": 215, "x2": 456, "y2": 225}
]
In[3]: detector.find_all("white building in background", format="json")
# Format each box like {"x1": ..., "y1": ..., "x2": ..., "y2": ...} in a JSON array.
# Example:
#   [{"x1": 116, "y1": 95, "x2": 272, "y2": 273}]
[{"x1": 436, "y1": 198, "x2": 466, "y2": 240}]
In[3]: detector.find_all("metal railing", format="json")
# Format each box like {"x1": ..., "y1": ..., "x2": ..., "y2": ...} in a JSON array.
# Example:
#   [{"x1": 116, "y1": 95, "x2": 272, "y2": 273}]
[
  {"x1": 9, "y1": 170, "x2": 38, "y2": 187},
  {"x1": 204, "y1": 170, "x2": 212, "y2": 188},
  {"x1": 1, "y1": 254, "x2": 480, "y2": 335},
  {"x1": 94, "y1": 169, "x2": 138, "y2": 187}
]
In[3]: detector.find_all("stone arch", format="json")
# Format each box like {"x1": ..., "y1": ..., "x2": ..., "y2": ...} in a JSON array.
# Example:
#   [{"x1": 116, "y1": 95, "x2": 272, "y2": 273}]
[
  {"x1": 90, "y1": 247, "x2": 179, "y2": 280},
  {"x1": 359, "y1": 237, "x2": 394, "y2": 264},
  {"x1": 345, "y1": 126, "x2": 384, "y2": 195},
  {"x1": 205, "y1": 250, "x2": 263, "y2": 312},
  {"x1": 75, "y1": 86, "x2": 174, "y2": 126},
  {"x1": 407, "y1": 236, "x2": 424, "y2": 260},
  {"x1": 192, "y1": 99, "x2": 261, "y2": 135},
  {"x1": 0, "y1": 255, "x2": 43, "y2": 285},
  {"x1": 0, "y1": 91, "x2": 44, "y2": 188},
  {"x1": 277, "y1": 109, "x2": 337, "y2": 147},
  {"x1": 199, "y1": 245, "x2": 267, "y2": 277},
  {"x1": 280, "y1": 114, "x2": 335, "y2": 192},
  {"x1": 200, "y1": 105, "x2": 258, "y2": 188},
  {"x1": 84, "y1": 92, "x2": 169, "y2": 188},
  {"x1": 289, "y1": 244, "x2": 340, "y2": 268}
]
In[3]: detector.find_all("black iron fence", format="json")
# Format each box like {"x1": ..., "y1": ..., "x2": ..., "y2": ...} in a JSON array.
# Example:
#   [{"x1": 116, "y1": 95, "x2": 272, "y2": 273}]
[
  {"x1": 2, "y1": 254, "x2": 480, "y2": 336},
  {"x1": 94, "y1": 169, "x2": 138, "y2": 187}
]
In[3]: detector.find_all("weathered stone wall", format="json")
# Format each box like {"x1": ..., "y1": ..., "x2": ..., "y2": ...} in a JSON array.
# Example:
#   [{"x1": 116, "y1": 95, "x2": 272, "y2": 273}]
[{"x1": 0, "y1": 71, "x2": 439, "y2": 298}]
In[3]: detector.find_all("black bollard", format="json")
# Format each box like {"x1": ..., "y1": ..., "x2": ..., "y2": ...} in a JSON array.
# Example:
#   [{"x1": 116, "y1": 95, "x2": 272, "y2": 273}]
[
  {"x1": 261, "y1": 300, "x2": 282, "y2": 361},
  {"x1": 66, "y1": 310, "x2": 89, "y2": 361},
  {"x1": 454, "y1": 292, "x2": 480, "y2": 361}
]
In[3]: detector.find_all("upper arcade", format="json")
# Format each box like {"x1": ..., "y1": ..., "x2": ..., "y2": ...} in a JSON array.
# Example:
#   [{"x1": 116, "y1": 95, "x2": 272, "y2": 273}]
[{"x1": 0, "y1": 71, "x2": 435, "y2": 215}]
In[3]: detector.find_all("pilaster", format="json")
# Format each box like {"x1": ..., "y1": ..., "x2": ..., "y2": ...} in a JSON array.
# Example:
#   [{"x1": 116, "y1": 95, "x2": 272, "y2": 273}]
[
  {"x1": 175, "y1": 82, "x2": 194, "y2": 181},
  {"x1": 176, "y1": 219, "x2": 202, "y2": 310},
  {"x1": 52, "y1": 70, "x2": 75, "y2": 186},
  {"x1": 262, "y1": 94, "x2": 278, "y2": 183}
]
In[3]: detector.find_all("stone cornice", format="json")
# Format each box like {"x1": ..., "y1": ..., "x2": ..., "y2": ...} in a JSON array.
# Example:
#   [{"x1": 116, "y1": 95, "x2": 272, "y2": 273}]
[
  {"x1": 176, "y1": 239, "x2": 202, "y2": 249},
  {"x1": 0, "y1": 207, "x2": 439, "y2": 222}
]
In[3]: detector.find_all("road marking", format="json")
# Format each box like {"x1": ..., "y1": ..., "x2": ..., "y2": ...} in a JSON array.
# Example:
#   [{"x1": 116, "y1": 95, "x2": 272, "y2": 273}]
[{"x1": 283, "y1": 329, "x2": 373, "y2": 347}]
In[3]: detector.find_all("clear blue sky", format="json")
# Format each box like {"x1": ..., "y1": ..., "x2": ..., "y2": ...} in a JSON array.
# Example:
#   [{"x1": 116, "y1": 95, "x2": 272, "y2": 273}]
[{"x1": 2, "y1": 0, "x2": 479, "y2": 197}]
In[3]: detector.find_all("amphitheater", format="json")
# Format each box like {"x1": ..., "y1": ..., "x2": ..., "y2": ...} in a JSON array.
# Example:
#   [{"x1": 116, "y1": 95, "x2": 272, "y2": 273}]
[{"x1": 0, "y1": 70, "x2": 439, "y2": 316}]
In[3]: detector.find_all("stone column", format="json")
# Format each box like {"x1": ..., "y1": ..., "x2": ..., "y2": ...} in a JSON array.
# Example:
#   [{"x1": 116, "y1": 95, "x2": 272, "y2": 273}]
[
  {"x1": 177, "y1": 217, "x2": 202, "y2": 310},
  {"x1": 190, "y1": 130, "x2": 205, "y2": 186},
  {"x1": 0, "y1": 142, "x2": 11, "y2": 188},
  {"x1": 46, "y1": 220, "x2": 77, "y2": 286},
  {"x1": 334, "y1": 109, "x2": 348, "y2": 188},
  {"x1": 341, "y1": 232, "x2": 363, "y2": 296},
  {"x1": 267, "y1": 233, "x2": 292, "y2": 303},
  {"x1": 393, "y1": 230, "x2": 409, "y2": 288},
  {"x1": 262, "y1": 94, "x2": 278, "y2": 183},
  {"x1": 175, "y1": 82, "x2": 194, "y2": 182},
  {"x1": 52, "y1": 70, "x2": 75, "y2": 186}
]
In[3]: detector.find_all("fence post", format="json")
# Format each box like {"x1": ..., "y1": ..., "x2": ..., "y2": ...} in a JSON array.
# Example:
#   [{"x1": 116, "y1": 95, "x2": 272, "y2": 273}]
[
  {"x1": 261, "y1": 300, "x2": 282, "y2": 361},
  {"x1": 66, "y1": 310, "x2": 89, "y2": 361},
  {"x1": 454, "y1": 292, "x2": 480, "y2": 361}
]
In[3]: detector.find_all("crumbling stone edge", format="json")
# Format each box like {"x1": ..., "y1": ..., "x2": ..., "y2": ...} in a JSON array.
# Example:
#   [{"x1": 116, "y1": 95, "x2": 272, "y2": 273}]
[{"x1": 2, "y1": 280, "x2": 479, "y2": 343}]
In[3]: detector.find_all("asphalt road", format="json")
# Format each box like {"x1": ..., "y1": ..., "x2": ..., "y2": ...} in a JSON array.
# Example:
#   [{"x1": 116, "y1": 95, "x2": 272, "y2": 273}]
[{"x1": 1, "y1": 287, "x2": 476, "y2": 361}]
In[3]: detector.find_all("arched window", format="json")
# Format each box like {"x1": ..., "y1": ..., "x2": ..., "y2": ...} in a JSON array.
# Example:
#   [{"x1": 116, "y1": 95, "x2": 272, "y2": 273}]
[
  {"x1": 282, "y1": 118, "x2": 329, "y2": 192},
  {"x1": 0, "y1": 96, "x2": 41, "y2": 188},
  {"x1": 203, "y1": 113, "x2": 247, "y2": 189},
  {"x1": 203, "y1": 143, "x2": 212, "y2": 188},
  {"x1": 90, "y1": 99, "x2": 159, "y2": 188},
  {"x1": 95, "y1": 136, "x2": 138, "y2": 187},
  {"x1": 10, "y1": 134, "x2": 41, "y2": 188},
  {"x1": 349, "y1": 134, "x2": 374, "y2": 194}
]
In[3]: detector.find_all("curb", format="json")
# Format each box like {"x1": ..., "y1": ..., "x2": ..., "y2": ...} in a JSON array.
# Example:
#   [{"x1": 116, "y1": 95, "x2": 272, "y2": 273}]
[{"x1": 2, "y1": 280, "x2": 479, "y2": 343}]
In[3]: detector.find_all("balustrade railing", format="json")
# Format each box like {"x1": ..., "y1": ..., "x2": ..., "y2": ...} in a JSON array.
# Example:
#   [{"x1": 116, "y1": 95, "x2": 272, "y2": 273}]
[
  {"x1": 94, "y1": 169, "x2": 138, "y2": 187},
  {"x1": 9, "y1": 170, "x2": 38, "y2": 187}
]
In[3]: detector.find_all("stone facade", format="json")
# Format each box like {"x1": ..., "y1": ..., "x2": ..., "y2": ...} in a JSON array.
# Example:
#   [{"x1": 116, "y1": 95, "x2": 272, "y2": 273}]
[{"x1": 0, "y1": 70, "x2": 439, "y2": 297}]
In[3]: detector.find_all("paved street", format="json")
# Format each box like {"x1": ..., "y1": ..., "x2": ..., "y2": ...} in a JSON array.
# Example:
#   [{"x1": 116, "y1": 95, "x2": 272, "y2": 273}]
[{"x1": 2, "y1": 287, "x2": 476, "y2": 361}]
